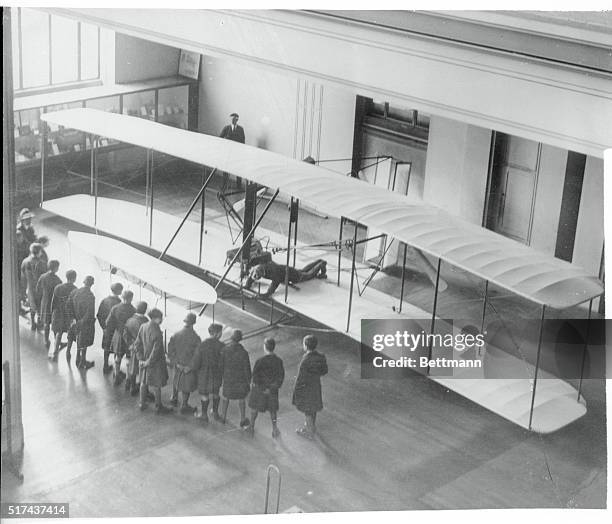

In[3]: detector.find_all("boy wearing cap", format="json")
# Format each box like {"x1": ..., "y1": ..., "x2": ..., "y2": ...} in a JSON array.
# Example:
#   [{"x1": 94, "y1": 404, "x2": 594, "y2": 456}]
[
  {"x1": 292, "y1": 335, "x2": 328, "y2": 439},
  {"x1": 16, "y1": 208, "x2": 37, "y2": 313},
  {"x1": 106, "y1": 290, "x2": 136, "y2": 386},
  {"x1": 50, "y1": 270, "x2": 78, "y2": 362},
  {"x1": 219, "y1": 329, "x2": 252, "y2": 428},
  {"x1": 97, "y1": 282, "x2": 123, "y2": 374},
  {"x1": 246, "y1": 338, "x2": 285, "y2": 438},
  {"x1": 168, "y1": 312, "x2": 201, "y2": 414},
  {"x1": 38, "y1": 236, "x2": 50, "y2": 265},
  {"x1": 21, "y1": 242, "x2": 48, "y2": 331},
  {"x1": 135, "y1": 308, "x2": 170, "y2": 413},
  {"x1": 36, "y1": 259, "x2": 62, "y2": 352},
  {"x1": 123, "y1": 301, "x2": 149, "y2": 395},
  {"x1": 67, "y1": 276, "x2": 96, "y2": 370},
  {"x1": 17, "y1": 208, "x2": 37, "y2": 246},
  {"x1": 191, "y1": 323, "x2": 225, "y2": 423}
]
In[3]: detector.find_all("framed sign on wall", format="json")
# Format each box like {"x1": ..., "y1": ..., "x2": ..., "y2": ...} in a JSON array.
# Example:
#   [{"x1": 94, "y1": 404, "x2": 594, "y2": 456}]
[{"x1": 178, "y1": 50, "x2": 201, "y2": 80}]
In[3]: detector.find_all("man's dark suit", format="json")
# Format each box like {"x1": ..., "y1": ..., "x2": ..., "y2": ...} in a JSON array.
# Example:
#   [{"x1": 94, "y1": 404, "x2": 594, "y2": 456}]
[
  {"x1": 219, "y1": 124, "x2": 245, "y2": 144},
  {"x1": 219, "y1": 123, "x2": 246, "y2": 188}
]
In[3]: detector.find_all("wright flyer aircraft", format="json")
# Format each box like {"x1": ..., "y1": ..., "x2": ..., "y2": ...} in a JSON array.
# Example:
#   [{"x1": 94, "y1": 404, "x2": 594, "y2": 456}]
[{"x1": 40, "y1": 108, "x2": 605, "y2": 434}]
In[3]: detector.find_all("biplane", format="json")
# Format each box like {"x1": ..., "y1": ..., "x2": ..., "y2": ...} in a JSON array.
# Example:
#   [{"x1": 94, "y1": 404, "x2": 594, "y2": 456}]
[{"x1": 40, "y1": 108, "x2": 604, "y2": 433}]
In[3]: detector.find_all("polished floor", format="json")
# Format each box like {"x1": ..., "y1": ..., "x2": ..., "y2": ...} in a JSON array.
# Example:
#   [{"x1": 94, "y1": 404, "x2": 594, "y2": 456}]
[
  {"x1": 2, "y1": 315, "x2": 607, "y2": 515},
  {"x1": 2, "y1": 165, "x2": 607, "y2": 515}
]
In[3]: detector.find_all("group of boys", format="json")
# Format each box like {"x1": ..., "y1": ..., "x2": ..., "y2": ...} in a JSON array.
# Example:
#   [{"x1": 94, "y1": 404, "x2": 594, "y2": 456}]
[
  {"x1": 147, "y1": 311, "x2": 329, "y2": 439},
  {"x1": 30, "y1": 273, "x2": 329, "y2": 439},
  {"x1": 18, "y1": 208, "x2": 329, "y2": 439},
  {"x1": 16, "y1": 208, "x2": 51, "y2": 324}
]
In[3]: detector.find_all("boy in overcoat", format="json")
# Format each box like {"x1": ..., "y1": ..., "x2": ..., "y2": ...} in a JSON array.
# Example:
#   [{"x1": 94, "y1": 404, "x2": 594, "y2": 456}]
[
  {"x1": 107, "y1": 290, "x2": 136, "y2": 386},
  {"x1": 67, "y1": 276, "x2": 96, "y2": 370},
  {"x1": 191, "y1": 323, "x2": 225, "y2": 422},
  {"x1": 167, "y1": 312, "x2": 201, "y2": 414},
  {"x1": 135, "y1": 308, "x2": 170, "y2": 413},
  {"x1": 97, "y1": 282, "x2": 123, "y2": 374},
  {"x1": 21, "y1": 242, "x2": 47, "y2": 330},
  {"x1": 36, "y1": 259, "x2": 62, "y2": 351},
  {"x1": 123, "y1": 301, "x2": 148, "y2": 395},
  {"x1": 247, "y1": 338, "x2": 284, "y2": 438},
  {"x1": 292, "y1": 335, "x2": 328, "y2": 439},
  {"x1": 50, "y1": 269, "x2": 77, "y2": 362},
  {"x1": 219, "y1": 329, "x2": 252, "y2": 428}
]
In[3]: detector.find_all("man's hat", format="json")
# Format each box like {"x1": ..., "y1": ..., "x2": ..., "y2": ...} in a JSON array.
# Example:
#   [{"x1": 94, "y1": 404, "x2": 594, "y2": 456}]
[
  {"x1": 19, "y1": 208, "x2": 34, "y2": 220},
  {"x1": 83, "y1": 275, "x2": 95, "y2": 286},
  {"x1": 184, "y1": 312, "x2": 197, "y2": 325},
  {"x1": 110, "y1": 282, "x2": 124, "y2": 294},
  {"x1": 230, "y1": 112, "x2": 239, "y2": 118}
]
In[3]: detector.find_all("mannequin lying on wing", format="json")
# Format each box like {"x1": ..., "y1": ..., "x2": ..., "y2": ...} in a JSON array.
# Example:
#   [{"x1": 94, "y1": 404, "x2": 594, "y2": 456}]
[{"x1": 243, "y1": 260, "x2": 328, "y2": 298}]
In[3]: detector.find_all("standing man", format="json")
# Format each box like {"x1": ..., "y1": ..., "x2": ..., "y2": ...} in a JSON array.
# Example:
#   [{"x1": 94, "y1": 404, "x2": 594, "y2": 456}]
[
  {"x1": 191, "y1": 323, "x2": 225, "y2": 423},
  {"x1": 220, "y1": 112, "x2": 246, "y2": 144},
  {"x1": 50, "y1": 269, "x2": 78, "y2": 362},
  {"x1": 67, "y1": 275, "x2": 97, "y2": 370},
  {"x1": 219, "y1": 329, "x2": 252, "y2": 428},
  {"x1": 135, "y1": 308, "x2": 170, "y2": 413},
  {"x1": 17, "y1": 207, "x2": 37, "y2": 246},
  {"x1": 107, "y1": 290, "x2": 136, "y2": 386},
  {"x1": 21, "y1": 242, "x2": 47, "y2": 331},
  {"x1": 123, "y1": 301, "x2": 148, "y2": 396},
  {"x1": 219, "y1": 112, "x2": 245, "y2": 189},
  {"x1": 292, "y1": 335, "x2": 328, "y2": 439},
  {"x1": 36, "y1": 259, "x2": 62, "y2": 352},
  {"x1": 168, "y1": 313, "x2": 201, "y2": 414},
  {"x1": 16, "y1": 208, "x2": 38, "y2": 315},
  {"x1": 97, "y1": 282, "x2": 123, "y2": 375},
  {"x1": 247, "y1": 338, "x2": 285, "y2": 438}
]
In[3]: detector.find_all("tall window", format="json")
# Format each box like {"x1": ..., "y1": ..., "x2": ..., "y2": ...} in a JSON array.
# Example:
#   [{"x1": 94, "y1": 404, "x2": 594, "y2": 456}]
[{"x1": 12, "y1": 7, "x2": 101, "y2": 92}]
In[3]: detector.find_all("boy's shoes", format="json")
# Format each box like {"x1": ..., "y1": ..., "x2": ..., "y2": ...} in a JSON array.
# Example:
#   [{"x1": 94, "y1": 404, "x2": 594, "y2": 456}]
[
  {"x1": 79, "y1": 360, "x2": 95, "y2": 370},
  {"x1": 113, "y1": 371, "x2": 126, "y2": 386},
  {"x1": 296, "y1": 427, "x2": 314, "y2": 440},
  {"x1": 195, "y1": 412, "x2": 209, "y2": 423},
  {"x1": 155, "y1": 405, "x2": 172, "y2": 415}
]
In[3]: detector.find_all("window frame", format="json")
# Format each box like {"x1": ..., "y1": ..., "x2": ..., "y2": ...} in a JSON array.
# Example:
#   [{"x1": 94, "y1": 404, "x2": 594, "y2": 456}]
[{"x1": 12, "y1": 7, "x2": 102, "y2": 96}]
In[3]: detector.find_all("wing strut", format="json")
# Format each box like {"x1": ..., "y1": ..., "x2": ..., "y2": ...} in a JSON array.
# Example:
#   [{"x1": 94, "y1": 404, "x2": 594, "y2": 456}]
[{"x1": 159, "y1": 168, "x2": 217, "y2": 261}]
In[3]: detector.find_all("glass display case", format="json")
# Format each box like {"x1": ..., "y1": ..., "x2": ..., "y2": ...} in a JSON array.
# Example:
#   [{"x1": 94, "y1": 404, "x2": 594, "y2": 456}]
[
  {"x1": 14, "y1": 107, "x2": 43, "y2": 162},
  {"x1": 122, "y1": 90, "x2": 156, "y2": 121},
  {"x1": 158, "y1": 85, "x2": 188, "y2": 129},
  {"x1": 45, "y1": 101, "x2": 85, "y2": 156},
  {"x1": 13, "y1": 76, "x2": 198, "y2": 166},
  {"x1": 85, "y1": 95, "x2": 121, "y2": 147}
]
